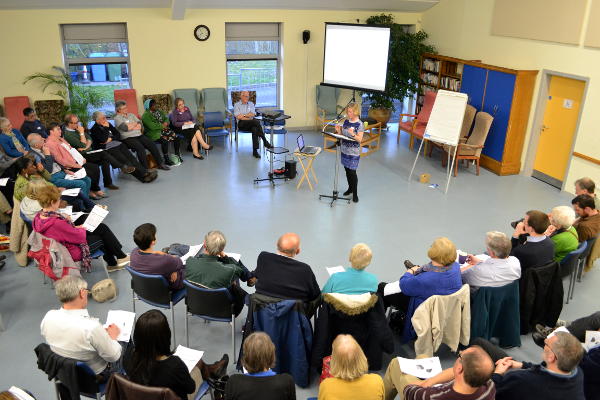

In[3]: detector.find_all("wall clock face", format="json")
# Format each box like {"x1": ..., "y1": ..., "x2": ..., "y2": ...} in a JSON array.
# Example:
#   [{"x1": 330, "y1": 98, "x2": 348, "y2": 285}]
[{"x1": 194, "y1": 25, "x2": 210, "y2": 41}]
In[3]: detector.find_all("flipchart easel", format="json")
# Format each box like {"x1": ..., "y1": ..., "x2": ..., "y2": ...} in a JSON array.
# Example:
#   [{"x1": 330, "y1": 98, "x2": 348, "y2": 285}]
[{"x1": 408, "y1": 90, "x2": 468, "y2": 194}]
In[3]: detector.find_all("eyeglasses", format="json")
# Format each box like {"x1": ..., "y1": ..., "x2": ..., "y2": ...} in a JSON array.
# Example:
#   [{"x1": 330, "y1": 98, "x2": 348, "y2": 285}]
[{"x1": 544, "y1": 339, "x2": 558, "y2": 359}]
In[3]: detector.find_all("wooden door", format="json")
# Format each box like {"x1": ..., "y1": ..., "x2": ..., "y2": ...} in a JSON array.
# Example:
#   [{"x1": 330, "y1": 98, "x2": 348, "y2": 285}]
[{"x1": 532, "y1": 76, "x2": 586, "y2": 188}]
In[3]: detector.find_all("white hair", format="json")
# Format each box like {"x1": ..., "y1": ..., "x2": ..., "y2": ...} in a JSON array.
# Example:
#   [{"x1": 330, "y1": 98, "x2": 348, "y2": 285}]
[
  {"x1": 54, "y1": 275, "x2": 87, "y2": 303},
  {"x1": 204, "y1": 230, "x2": 226, "y2": 255},
  {"x1": 485, "y1": 231, "x2": 512, "y2": 259},
  {"x1": 550, "y1": 206, "x2": 576, "y2": 229}
]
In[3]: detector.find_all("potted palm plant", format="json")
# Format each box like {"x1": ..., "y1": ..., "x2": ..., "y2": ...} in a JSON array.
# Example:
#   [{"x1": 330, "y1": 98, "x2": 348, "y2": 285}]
[
  {"x1": 365, "y1": 14, "x2": 435, "y2": 126},
  {"x1": 23, "y1": 66, "x2": 104, "y2": 127}
]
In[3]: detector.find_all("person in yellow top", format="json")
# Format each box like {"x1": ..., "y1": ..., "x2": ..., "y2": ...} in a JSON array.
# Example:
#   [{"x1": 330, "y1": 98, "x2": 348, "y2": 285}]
[{"x1": 318, "y1": 334, "x2": 384, "y2": 400}]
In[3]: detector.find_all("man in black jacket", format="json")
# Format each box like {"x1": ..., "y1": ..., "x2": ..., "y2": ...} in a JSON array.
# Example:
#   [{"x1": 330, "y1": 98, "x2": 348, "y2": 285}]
[
  {"x1": 510, "y1": 210, "x2": 555, "y2": 273},
  {"x1": 253, "y1": 233, "x2": 320, "y2": 301}
]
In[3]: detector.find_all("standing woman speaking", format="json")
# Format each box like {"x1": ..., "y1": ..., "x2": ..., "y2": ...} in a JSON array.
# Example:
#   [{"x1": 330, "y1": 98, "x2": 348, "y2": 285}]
[{"x1": 335, "y1": 103, "x2": 363, "y2": 203}]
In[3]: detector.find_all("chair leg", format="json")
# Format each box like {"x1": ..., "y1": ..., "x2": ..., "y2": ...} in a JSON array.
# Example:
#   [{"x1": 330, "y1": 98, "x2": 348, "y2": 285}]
[
  {"x1": 231, "y1": 315, "x2": 236, "y2": 363},
  {"x1": 132, "y1": 292, "x2": 136, "y2": 313},
  {"x1": 476, "y1": 158, "x2": 480, "y2": 175},
  {"x1": 171, "y1": 302, "x2": 176, "y2": 348},
  {"x1": 454, "y1": 157, "x2": 458, "y2": 177},
  {"x1": 185, "y1": 312, "x2": 189, "y2": 347},
  {"x1": 54, "y1": 381, "x2": 61, "y2": 400},
  {"x1": 567, "y1": 263, "x2": 575, "y2": 304}
]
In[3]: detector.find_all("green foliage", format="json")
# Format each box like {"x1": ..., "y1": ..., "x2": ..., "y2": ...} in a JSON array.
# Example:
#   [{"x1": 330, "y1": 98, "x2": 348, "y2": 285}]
[
  {"x1": 365, "y1": 14, "x2": 436, "y2": 110},
  {"x1": 23, "y1": 66, "x2": 105, "y2": 127}
]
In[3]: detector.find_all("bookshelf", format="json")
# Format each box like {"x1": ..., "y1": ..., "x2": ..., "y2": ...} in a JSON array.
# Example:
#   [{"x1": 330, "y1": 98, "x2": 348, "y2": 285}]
[{"x1": 417, "y1": 54, "x2": 464, "y2": 112}]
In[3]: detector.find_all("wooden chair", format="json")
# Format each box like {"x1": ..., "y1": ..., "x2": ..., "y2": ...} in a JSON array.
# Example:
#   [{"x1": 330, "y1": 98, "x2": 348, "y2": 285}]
[
  {"x1": 428, "y1": 104, "x2": 476, "y2": 157},
  {"x1": 442, "y1": 111, "x2": 494, "y2": 176},
  {"x1": 397, "y1": 91, "x2": 436, "y2": 151}
]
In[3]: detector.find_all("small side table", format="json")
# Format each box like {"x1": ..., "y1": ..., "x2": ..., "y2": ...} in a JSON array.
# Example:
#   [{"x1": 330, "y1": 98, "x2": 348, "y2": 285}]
[{"x1": 294, "y1": 147, "x2": 322, "y2": 191}]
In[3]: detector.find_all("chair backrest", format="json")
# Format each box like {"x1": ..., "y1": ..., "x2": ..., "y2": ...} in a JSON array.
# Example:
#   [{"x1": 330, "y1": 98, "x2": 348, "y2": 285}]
[
  {"x1": 183, "y1": 280, "x2": 234, "y2": 320},
  {"x1": 142, "y1": 94, "x2": 172, "y2": 115},
  {"x1": 203, "y1": 111, "x2": 226, "y2": 129},
  {"x1": 580, "y1": 236, "x2": 598, "y2": 261},
  {"x1": 231, "y1": 91, "x2": 257, "y2": 107},
  {"x1": 560, "y1": 240, "x2": 588, "y2": 277},
  {"x1": 126, "y1": 266, "x2": 172, "y2": 306},
  {"x1": 34, "y1": 100, "x2": 65, "y2": 128},
  {"x1": 114, "y1": 89, "x2": 139, "y2": 116},
  {"x1": 466, "y1": 111, "x2": 494, "y2": 156},
  {"x1": 519, "y1": 261, "x2": 563, "y2": 333},
  {"x1": 173, "y1": 89, "x2": 200, "y2": 118},
  {"x1": 460, "y1": 104, "x2": 477, "y2": 140},
  {"x1": 75, "y1": 361, "x2": 103, "y2": 397},
  {"x1": 106, "y1": 373, "x2": 179, "y2": 400},
  {"x1": 416, "y1": 91, "x2": 437, "y2": 123},
  {"x1": 316, "y1": 85, "x2": 340, "y2": 116},
  {"x1": 3, "y1": 96, "x2": 31, "y2": 129},
  {"x1": 201, "y1": 88, "x2": 228, "y2": 114}
]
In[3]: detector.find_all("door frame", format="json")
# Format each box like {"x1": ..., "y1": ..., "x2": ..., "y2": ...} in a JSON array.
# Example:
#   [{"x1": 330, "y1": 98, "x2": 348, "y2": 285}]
[{"x1": 522, "y1": 70, "x2": 589, "y2": 191}]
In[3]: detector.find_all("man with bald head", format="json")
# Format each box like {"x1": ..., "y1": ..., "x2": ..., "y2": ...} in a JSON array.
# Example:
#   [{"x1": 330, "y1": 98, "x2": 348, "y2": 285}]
[
  {"x1": 233, "y1": 90, "x2": 272, "y2": 158},
  {"x1": 253, "y1": 233, "x2": 320, "y2": 301},
  {"x1": 383, "y1": 345, "x2": 496, "y2": 400}
]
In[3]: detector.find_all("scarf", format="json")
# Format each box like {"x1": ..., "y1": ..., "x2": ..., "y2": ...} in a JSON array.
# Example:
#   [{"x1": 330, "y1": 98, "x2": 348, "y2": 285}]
[
  {"x1": 6, "y1": 130, "x2": 25, "y2": 153},
  {"x1": 40, "y1": 210, "x2": 91, "y2": 272}
]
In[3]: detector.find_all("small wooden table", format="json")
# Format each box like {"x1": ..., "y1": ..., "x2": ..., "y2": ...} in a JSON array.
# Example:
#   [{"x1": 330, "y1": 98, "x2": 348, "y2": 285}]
[{"x1": 294, "y1": 147, "x2": 322, "y2": 191}]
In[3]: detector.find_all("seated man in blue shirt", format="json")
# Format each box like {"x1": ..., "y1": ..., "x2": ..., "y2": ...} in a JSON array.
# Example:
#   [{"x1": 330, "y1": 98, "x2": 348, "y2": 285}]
[
  {"x1": 233, "y1": 91, "x2": 272, "y2": 158},
  {"x1": 20, "y1": 107, "x2": 48, "y2": 139}
]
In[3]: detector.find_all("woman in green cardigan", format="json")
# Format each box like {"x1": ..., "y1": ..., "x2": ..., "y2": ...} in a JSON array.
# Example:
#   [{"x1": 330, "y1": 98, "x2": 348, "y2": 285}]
[
  {"x1": 547, "y1": 205, "x2": 579, "y2": 262},
  {"x1": 141, "y1": 99, "x2": 183, "y2": 165}
]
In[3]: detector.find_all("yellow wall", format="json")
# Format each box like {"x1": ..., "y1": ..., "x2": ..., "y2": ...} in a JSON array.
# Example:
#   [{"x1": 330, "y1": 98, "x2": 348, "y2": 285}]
[
  {"x1": 0, "y1": 8, "x2": 419, "y2": 128},
  {"x1": 422, "y1": 0, "x2": 600, "y2": 193}
]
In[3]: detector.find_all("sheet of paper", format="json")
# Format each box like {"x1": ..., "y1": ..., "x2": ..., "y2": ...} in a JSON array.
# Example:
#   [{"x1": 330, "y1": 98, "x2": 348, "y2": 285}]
[
  {"x1": 58, "y1": 206, "x2": 73, "y2": 217},
  {"x1": 182, "y1": 123, "x2": 195, "y2": 130},
  {"x1": 71, "y1": 212, "x2": 84, "y2": 221},
  {"x1": 65, "y1": 168, "x2": 87, "y2": 180},
  {"x1": 585, "y1": 330, "x2": 600, "y2": 350},
  {"x1": 225, "y1": 252, "x2": 241, "y2": 262},
  {"x1": 384, "y1": 281, "x2": 402, "y2": 296},
  {"x1": 86, "y1": 149, "x2": 103, "y2": 154},
  {"x1": 174, "y1": 345, "x2": 204, "y2": 373},
  {"x1": 68, "y1": 147, "x2": 86, "y2": 165},
  {"x1": 61, "y1": 188, "x2": 80, "y2": 197},
  {"x1": 397, "y1": 356, "x2": 442, "y2": 379},
  {"x1": 9, "y1": 386, "x2": 36, "y2": 400},
  {"x1": 547, "y1": 326, "x2": 570, "y2": 338},
  {"x1": 0, "y1": 178, "x2": 8, "y2": 187},
  {"x1": 326, "y1": 266, "x2": 345, "y2": 276},
  {"x1": 82, "y1": 205, "x2": 109, "y2": 232},
  {"x1": 181, "y1": 244, "x2": 203, "y2": 263},
  {"x1": 104, "y1": 310, "x2": 136, "y2": 342}
]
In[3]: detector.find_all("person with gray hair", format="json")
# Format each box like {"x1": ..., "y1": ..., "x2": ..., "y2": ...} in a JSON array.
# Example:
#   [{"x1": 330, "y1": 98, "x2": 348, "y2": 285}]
[
  {"x1": 460, "y1": 231, "x2": 521, "y2": 290},
  {"x1": 113, "y1": 100, "x2": 170, "y2": 171},
  {"x1": 546, "y1": 205, "x2": 579, "y2": 262},
  {"x1": 185, "y1": 230, "x2": 255, "y2": 316},
  {"x1": 40, "y1": 275, "x2": 123, "y2": 377},
  {"x1": 232, "y1": 90, "x2": 272, "y2": 158}
]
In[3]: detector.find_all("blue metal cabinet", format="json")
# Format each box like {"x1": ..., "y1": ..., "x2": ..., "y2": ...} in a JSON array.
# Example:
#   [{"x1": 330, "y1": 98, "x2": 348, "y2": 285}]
[
  {"x1": 481, "y1": 71, "x2": 516, "y2": 161},
  {"x1": 460, "y1": 65, "x2": 487, "y2": 110}
]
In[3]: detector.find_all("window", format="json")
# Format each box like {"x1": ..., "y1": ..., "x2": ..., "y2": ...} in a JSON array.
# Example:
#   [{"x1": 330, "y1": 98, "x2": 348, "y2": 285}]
[
  {"x1": 61, "y1": 23, "x2": 131, "y2": 113},
  {"x1": 226, "y1": 23, "x2": 281, "y2": 108}
]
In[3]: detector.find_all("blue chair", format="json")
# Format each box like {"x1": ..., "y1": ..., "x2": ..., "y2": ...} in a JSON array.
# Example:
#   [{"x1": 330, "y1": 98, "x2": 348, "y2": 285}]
[
  {"x1": 200, "y1": 87, "x2": 231, "y2": 130},
  {"x1": 194, "y1": 381, "x2": 213, "y2": 400},
  {"x1": 262, "y1": 109, "x2": 288, "y2": 149},
  {"x1": 562, "y1": 240, "x2": 587, "y2": 304},
  {"x1": 126, "y1": 266, "x2": 186, "y2": 347},
  {"x1": 203, "y1": 111, "x2": 231, "y2": 155},
  {"x1": 76, "y1": 362, "x2": 106, "y2": 399},
  {"x1": 183, "y1": 280, "x2": 237, "y2": 362},
  {"x1": 566, "y1": 238, "x2": 596, "y2": 302}
]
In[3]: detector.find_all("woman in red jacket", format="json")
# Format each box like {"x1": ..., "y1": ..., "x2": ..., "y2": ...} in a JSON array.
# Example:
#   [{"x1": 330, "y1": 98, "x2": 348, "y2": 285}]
[{"x1": 32, "y1": 185, "x2": 130, "y2": 271}]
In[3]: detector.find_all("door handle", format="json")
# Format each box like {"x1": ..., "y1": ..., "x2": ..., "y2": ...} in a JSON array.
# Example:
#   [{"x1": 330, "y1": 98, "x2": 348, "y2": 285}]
[{"x1": 541, "y1": 125, "x2": 549, "y2": 131}]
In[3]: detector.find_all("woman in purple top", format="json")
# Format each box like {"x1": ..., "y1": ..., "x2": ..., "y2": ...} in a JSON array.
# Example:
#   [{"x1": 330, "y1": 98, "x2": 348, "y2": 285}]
[{"x1": 169, "y1": 98, "x2": 212, "y2": 160}]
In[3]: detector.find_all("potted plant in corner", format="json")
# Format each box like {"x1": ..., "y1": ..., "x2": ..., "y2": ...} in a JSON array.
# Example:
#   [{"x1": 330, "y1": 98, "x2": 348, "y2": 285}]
[
  {"x1": 365, "y1": 14, "x2": 436, "y2": 127},
  {"x1": 23, "y1": 66, "x2": 104, "y2": 127}
]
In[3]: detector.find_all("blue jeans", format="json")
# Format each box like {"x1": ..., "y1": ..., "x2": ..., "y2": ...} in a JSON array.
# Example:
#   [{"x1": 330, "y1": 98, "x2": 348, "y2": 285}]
[{"x1": 50, "y1": 171, "x2": 91, "y2": 196}]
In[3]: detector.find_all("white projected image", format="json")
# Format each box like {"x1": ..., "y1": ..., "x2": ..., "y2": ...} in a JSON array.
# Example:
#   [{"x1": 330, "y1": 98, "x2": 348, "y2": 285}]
[{"x1": 323, "y1": 24, "x2": 390, "y2": 92}]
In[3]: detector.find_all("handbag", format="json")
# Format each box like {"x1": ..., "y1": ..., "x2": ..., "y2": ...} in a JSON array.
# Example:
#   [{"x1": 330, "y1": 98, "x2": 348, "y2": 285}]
[
  {"x1": 91, "y1": 278, "x2": 117, "y2": 302},
  {"x1": 146, "y1": 154, "x2": 158, "y2": 169}
]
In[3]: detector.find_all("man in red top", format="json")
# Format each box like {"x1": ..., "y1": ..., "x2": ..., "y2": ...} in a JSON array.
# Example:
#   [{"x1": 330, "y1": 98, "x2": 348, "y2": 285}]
[{"x1": 45, "y1": 123, "x2": 106, "y2": 200}]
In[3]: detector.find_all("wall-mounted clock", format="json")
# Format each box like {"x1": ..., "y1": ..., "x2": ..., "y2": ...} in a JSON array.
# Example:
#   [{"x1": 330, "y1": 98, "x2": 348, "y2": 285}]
[{"x1": 194, "y1": 25, "x2": 210, "y2": 41}]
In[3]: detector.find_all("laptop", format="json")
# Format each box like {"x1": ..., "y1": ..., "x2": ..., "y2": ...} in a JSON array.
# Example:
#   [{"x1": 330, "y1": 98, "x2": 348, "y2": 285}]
[{"x1": 297, "y1": 134, "x2": 319, "y2": 154}]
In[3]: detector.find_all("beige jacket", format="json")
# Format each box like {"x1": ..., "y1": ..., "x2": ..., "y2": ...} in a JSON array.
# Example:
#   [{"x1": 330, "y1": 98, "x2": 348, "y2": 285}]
[
  {"x1": 585, "y1": 237, "x2": 600, "y2": 272},
  {"x1": 9, "y1": 198, "x2": 29, "y2": 266},
  {"x1": 412, "y1": 284, "x2": 471, "y2": 357}
]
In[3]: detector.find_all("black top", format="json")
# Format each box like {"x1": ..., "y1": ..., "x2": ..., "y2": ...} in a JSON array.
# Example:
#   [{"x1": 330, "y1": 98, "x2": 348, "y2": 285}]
[
  {"x1": 492, "y1": 362, "x2": 584, "y2": 400},
  {"x1": 90, "y1": 123, "x2": 122, "y2": 149},
  {"x1": 20, "y1": 120, "x2": 48, "y2": 139},
  {"x1": 254, "y1": 251, "x2": 320, "y2": 301},
  {"x1": 510, "y1": 237, "x2": 555, "y2": 273},
  {"x1": 225, "y1": 373, "x2": 296, "y2": 400},
  {"x1": 123, "y1": 354, "x2": 195, "y2": 400}
]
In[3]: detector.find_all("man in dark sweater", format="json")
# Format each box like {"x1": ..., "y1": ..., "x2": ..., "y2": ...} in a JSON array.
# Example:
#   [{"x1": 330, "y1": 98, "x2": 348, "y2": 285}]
[
  {"x1": 20, "y1": 107, "x2": 48, "y2": 139},
  {"x1": 253, "y1": 233, "x2": 320, "y2": 302},
  {"x1": 572, "y1": 194, "x2": 600, "y2": 242},
  {"x1": 510, "y1": 210, "x2": 555, "y2": 273},
  {"x1": 488, "y1": 331, "x2": 585, "y2": 400}
]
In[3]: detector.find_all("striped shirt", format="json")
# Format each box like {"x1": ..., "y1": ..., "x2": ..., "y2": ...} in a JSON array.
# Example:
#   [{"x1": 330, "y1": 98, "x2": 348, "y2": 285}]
[{"x1": 404, "y1": 380, "x2": 495, "y2": 400}]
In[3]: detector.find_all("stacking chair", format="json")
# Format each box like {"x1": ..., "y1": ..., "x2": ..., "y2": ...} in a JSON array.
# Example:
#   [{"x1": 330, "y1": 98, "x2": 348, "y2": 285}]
[
  {"x1": 173, "y1": 88, "x2": 200, "y2": 119},
  {"x1": 202, "y1": 111, "x2": 231, "y2": 155},
  {"x1": 126, "y1": 266, "x2": 186, "y2": 347},
  {"x1": 3, "y1": 96, "x2": 31, "y2": 130},
  {"x1": 200, "y1": 88, "x2": 231, "y2": 130},
  {"x1": 230, "y1": 90, "x2": 257, "y2": 150},
  {"x1": 183, "y1": 281, "x2": 237, "y2": 362},
  {"x1": 564, "y1": 240, "x2": 589, "y2": 303},
  {"x1": 397, "y1": 91, "x2": 436, "y2": 150},
  {"x1": 316, "y1": 85, "x2": 341, "y2": 130}
]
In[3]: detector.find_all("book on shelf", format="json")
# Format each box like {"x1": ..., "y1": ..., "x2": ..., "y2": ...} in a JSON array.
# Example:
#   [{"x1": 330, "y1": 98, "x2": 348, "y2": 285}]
[
  {"x1": 420, "y1": 72, "x2": 439, "y2": 86},
  {"x1": 422, "y1": 58, "x2": 441, "y2": 73}
]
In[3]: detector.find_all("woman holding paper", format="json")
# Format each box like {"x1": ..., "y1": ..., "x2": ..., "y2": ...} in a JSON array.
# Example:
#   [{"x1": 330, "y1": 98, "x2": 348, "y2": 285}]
[
  {"x1": 334, "y1": 103, "x2": 364, "y2": 203},
  {"x1": 32, "y1": 185, "x2": 130, "y2": 270},
  {"x1": 170, "y1": 98, "x2": 213, "y2": 160},
  {"x1": 124, "y1": 310, "x2": 229, "y2": 399}
]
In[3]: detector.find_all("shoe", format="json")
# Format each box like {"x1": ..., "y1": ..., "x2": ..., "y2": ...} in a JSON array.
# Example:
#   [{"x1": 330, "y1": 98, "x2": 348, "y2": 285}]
[
  {"x1": 106, "y1": 185, "x2": 119, "y2": 190},
  {"x1": 158, "y1": 164, "x2": 170, "y2": 171},
  {"x1": 143, "y1": 171, "x2": 158, "y2": 183},
  {"x1": 117, "y1": 255, "x2": 130, "y2": 267},
  {"x1": 404, "y1": 260, "x2": 416, "y2": 270},
  {"x1": 532, "y1": 332, "x2": 545, "y2": 348},
  {"x1": 107, "y1": 264, "x2": 126, "y2": 272},
  {"x1": 253, "y1": 151, "x2": 261, "y2": 159},
  {"x1": 343, "y1": 188, "x2": 352, "y2": 196},
  {"x1": 208, "y1": 354, "x2": 229, "y2": 379},
  {"x1": 0, "y1": 254, "x2": 7, "y2": 261},
  {"x1": 0, "y1": 261, "x2": 5, "y2": 271},
  {"x1": 176, "y1": 154, "x2": 184, "y2": 163},
  {"x1": 193, "y1": 154, "x2": 204, "y2": 160},
  {"x1": 165, "y1": 158, "x2": 175, "y2": 166},
  {"x1": 203, "y1": 145, "x2": 214, "y2": 151},
  {"x1": 89, "y1": 194, "x2": 102, "y2": 200},
  {"x1": 535, "y1": 324, "x2": 554, "y2": 337},
  {"x1": 352, "y1": 194, "x2": 359, "y2": 203},
  {"x1": 122, "y1": 166, "x2": 135, "y2": 174}
]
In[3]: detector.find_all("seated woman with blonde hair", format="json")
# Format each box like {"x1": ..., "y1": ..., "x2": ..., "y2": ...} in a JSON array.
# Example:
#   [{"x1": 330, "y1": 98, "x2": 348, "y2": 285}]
[
  {"x1": 318, "y1": 334, "x2": 384, "y2": 400},
  {"x1": 322, "y1": 243, "x2": 378, "y2": 294}
]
